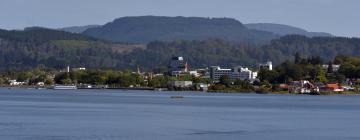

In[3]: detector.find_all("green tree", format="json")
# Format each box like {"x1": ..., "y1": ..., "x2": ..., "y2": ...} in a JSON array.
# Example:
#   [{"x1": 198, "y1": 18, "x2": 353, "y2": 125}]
[
  {"x1": 62, "y1": 78, "x2": 72, "y2": 85},
  {"x1": 45, "y1": 78, "x2": 54, "y2": 85},
  {"x1": 315, "y1": 68, "x2": 328, "y2": 83},
  {"x1": 335, "y1": 74, "x2": 346, "y2": 84},
  {"x1": 258, "y1": 69, "x2": 279, "y2": 83},
  {"x1": 210, "y1": 84, "x2": 226, "y2": 91},
  {"x1": 219, "y1": 75, "x2": 231, "y2": 87},
  {"x1": 17, "y1": 72, "x2": 33, "y2": 82},
  {"x1": 0, "y1": 77, "x2": 4, "y2": 85},
  {"x1": 148, "y1": 76, "x2": 168, "y2": 88},
  {"x1": 234, "y1": 79, "x2": 254, "y2": 91}
]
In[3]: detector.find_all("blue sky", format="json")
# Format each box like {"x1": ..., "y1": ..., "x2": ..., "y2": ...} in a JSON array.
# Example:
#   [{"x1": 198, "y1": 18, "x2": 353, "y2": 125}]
[{"x1": 0, "y1": 0, "x2": 359, "y2": 37}]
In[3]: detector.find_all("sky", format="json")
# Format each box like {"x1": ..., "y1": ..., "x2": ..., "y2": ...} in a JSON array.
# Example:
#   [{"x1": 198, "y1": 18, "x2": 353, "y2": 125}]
[{"x1": 0, "y1": 0, "x2": 359, "y2": 37}]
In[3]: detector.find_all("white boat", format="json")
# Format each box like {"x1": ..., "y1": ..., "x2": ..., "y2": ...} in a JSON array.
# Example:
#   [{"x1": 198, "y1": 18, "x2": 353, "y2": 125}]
[{"x1": 52, "y1": 85, "x2": 77, "y2": 90}]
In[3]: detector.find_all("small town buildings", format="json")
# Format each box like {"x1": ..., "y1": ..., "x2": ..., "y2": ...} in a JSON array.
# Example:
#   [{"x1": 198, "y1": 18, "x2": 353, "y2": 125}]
[
  {"x1": 290, "y1": 81, "x2": 347, "y2": 93},
  {"x1": 289, "y1": 80, "x2": 319, "y2": 94},
  {"x1": 169, "y1": 57, "x2": 188, "y2": 76},
  {"x1": 168, "y1": 56, "x2": 201, "y2": 77}
]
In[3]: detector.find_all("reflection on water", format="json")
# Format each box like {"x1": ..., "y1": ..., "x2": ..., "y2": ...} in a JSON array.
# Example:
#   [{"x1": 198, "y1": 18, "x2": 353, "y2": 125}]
[{"x1": 0, "y1": 88, "x2": 360, "y2": 140}]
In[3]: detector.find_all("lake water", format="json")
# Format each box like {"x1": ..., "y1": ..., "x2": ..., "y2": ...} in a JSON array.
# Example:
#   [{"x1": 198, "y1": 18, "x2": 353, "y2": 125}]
[{"x1": 0, "y1": 88, "x2": 360, "y2": 140}]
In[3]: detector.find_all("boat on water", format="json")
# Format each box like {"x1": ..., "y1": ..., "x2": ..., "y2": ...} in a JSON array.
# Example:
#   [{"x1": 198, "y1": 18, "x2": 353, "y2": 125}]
[
  {"x1": 170, "y1": 96, "x2": 184, "y2": 99},
  {"x1": 52, "y1": 85, "x2": 77, "y2": 90}
]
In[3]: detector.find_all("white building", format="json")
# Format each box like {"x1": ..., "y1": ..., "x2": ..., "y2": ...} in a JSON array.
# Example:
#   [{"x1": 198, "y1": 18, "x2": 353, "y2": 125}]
[
  {"x1": 72, "y1": 67, "x2": 86, "y2": 71},
  {"x1": 189, "y1": 71, "x2": 200, "y2": 77},
  {"x1": 252, "y1": 72, "x2": 258, "y2": 80},
  {"x1": 210, "y1": 66, "x2": 257, "y2": 81},
  {"x1": 322, "y1": 64, "x2": 341, "y2": 72},
  {"x1": 36, "y1": 82, "x2": 45, "y2": 86},
  {"x1": 210, "y1": 66, "x2": 232, "y2": 80},
  {"x1": 195, "y1": 83, "x2": 210, "y2": 91},
  {"x1": 231, "y1": 66, "x2": 254, "y2": 80},
  {"x1": 9, "y1": 80, "x2": 25, "y2": 86},
  {"x1": 169, "y1": 81, "x2": 193, "y2": 88},
  {"x1": 259, "y1": 61, "x2": 273, "y2": 71}
]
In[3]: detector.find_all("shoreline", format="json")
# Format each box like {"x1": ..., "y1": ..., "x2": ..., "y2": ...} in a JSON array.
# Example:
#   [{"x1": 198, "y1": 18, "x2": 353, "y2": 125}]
[{"x1": 1, "y1": 86, "x2": 360, "y2": 96}]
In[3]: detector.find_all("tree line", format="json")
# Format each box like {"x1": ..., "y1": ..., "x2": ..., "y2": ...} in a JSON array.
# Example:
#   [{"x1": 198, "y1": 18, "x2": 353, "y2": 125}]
[{"x1": 1, "y1": 27, "x2": 360, "y2": 72}]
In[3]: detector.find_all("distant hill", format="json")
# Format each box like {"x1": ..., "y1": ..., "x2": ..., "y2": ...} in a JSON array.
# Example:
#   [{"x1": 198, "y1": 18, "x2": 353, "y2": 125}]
[
  {"x1": 0, "y1": 27, "x2": 98, "y2": 43},
  {"x1": 59, "y1": 25, "x2": 101, "y2": 33},
  {"x1": 83, "y1": 16, "x2": 278, "y2": 43},
  {"x1": 0, "y1": 27, "x2": 144, "y2": 70},
  {"x1": 245, "y1": 23, "x2": 333, "y2": 37}
]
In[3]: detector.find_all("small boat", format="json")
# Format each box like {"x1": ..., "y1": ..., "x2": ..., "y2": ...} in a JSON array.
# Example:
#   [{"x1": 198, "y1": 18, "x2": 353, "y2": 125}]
[
  {"x1": 52, "y1": 85, "x2": 77, "y2": 90},
  {"x1": 170, "y1": 96, "x2": 184, "y2": 99}
]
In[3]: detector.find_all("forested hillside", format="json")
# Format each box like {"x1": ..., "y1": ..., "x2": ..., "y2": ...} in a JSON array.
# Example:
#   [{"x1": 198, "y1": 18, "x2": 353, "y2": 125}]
[
  {"x1": 1, "y1": 27, "x2": 360, "y2": 71},
  {"x1": 245, "y1": 23, "x2": 332, "y2": 37},
  {"x1": 265, "y1": 35, "x2": 360, "y2": 61},
  {"x1": 0, "y1": 27, "x2": 97, "y2": 43},
  {"x1": 119, "y1": 36, "x2": 360, "y2": 70},
  {"x1": 0, "y1": 28, "x2": 140, "y2": 71}
]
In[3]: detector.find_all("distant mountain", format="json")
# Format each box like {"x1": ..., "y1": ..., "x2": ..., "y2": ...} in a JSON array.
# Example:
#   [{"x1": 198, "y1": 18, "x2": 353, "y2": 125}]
[
  {"x1": 83, "y1": 16, "x2": 278, "y2": 43},
  {"x1": 59, "y1": 25, "x2": 101, "y2": 33},
  {"x1": 245, "y1": 23, "x2": 333, "y2": 37}
]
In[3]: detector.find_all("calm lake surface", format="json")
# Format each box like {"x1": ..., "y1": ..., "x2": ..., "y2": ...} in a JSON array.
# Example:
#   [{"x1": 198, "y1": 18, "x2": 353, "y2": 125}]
[{"x1": 0, "y1": 88, "x2": 360, "y2": 140}]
